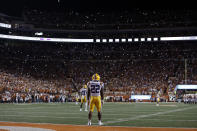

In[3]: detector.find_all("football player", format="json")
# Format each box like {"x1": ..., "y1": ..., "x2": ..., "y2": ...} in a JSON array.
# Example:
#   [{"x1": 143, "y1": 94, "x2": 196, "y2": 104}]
[
  {"x1": 87, "y1": 73, "x2": 104, "y2": 126},
  {"x1": 75, "y1": 92, "x2": 79, "y2": 105},
  {"x1": 156, "y1": 90, "x2": 161, "y2": 106},
  {"x1": 80, "y1": 84, "x2": 88, "y2": 111}
]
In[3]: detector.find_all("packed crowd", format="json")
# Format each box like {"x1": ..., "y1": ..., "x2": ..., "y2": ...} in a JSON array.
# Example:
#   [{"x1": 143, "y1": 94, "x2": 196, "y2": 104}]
[
  {"x1": 183, "y1": 94, "x2": 197, "y2": 104},
  {"x1": 0, "y1": 40, "x2": 197, "y2": 103},
  {"x1": 0, "y1": 69, "x2": 77, "y2": 103}
]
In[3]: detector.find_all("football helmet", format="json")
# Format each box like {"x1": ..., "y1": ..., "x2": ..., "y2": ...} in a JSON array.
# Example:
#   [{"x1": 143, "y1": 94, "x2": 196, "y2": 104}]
[
  {"x1": 84, "y1": 85, "x2": 87, "y2": 88},
  {"x1": 92, "y1": 73, "x2": 100, "y2": 81}
]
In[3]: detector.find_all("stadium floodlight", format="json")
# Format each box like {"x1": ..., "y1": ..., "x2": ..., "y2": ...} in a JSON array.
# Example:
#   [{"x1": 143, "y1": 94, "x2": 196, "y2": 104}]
[
  {"x1": 141, "y1": 38, "x2": 145, "y2": 42},
  {"x1": 121, "y1": 39, "x2": 126, "y2": 42},
  {"x1": 0, "y1": 23, "x2": 11, "y2": 28},
  {"x1": 134, "y1": 38, "x2": 139, "y2": 42},
  {"x1": 115, "y1": 39, "x2": 119, "y2": 42},
  {"x1": 128, "y1": 38, "x2": 132, "y2": 42},
  {"x1": 109, "y1": 39, "x2": 113, "y2": 42},
  {"x1": 147, "y1": 38, "x2": 152, "y2": 41},
  {"x1": 153, "y1": 37, "x2": 158, "y2": 41},
  {"x1": 96, "y1": 39, "x2": 101, "y2": 42},
  {"x1": 102, "y1": 39, "x2": 107, "y2": 42},
  {"x1": 160, "y1": 36, "x2": 197, "y2": 41},
  {"x1": 35, "y1": 32, "x2": 43, "y2": 36},
  {"x1": 0, "y1": 34, "x2": 94, "y2": 43}
]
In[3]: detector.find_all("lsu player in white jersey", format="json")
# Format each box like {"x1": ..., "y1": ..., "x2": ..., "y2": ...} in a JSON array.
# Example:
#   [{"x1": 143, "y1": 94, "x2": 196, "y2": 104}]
[
  {"x1": 87, "y1": 73, "x2": 104, "y2": 126},
  {"x1": 80, "y1": 85, "x2": 88, "y2": 111},
  {"x1": 156, "y1": 90, "x2": 161, "y2": 106},
  {"x1": 75, "y1": 93, "x2": 79, "y2": 105}
]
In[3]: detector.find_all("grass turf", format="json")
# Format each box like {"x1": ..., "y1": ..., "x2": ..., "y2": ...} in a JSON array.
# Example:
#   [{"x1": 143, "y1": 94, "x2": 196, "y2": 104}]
[{"x1": 0, "y1": 102, "x2": 197, "y2": 128}]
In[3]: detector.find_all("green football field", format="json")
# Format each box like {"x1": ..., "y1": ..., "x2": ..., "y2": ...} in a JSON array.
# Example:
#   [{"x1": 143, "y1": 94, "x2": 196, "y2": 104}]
[{"x1": 0, "y1": 102, "x2": 197, "y2": 128}]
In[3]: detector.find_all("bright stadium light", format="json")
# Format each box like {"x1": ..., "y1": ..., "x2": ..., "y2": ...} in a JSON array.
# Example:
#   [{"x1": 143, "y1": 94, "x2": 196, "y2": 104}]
[
  {"x1": 160, "y1": 36, "x2": 197, "y2": 41},
  {"x1": 128, "y1": 38, "x2": 132, "y2": 42},
  {"x1": 121, "y1": 39, "x2": 126, "y2": 42},
  {"x1": 0, "y1": 34, "x2": 94, "y2": 43},
  {"x1": 115, "y1": 39, "x2": 119, "y2": 42},
  {"x1": 153, "y1": 37, "x2": 158, "y2": 41},
  {"x1": 0, "y1": 23, "x2": 11, "y2": 28},
  {"x1": 35, "y1": 32, "x2": 43, "y2": 36},
  {"x1": 96, "y1": 39, "x2": 101, "y2": 42},
  {"x1": 109, "y1": 39, "x2": 113, "y2": 42},
  {"x1": 147, "y1": 38, "x2": 152, "y2": 41},
  {"x1": 134, "y1": 38, "x2": 139, "y2": 42},
  {"x1": 141, "y1": 38, "x2": 145, "y2": 42},
  {"x1": 102, "y1": 39, "x2": 107, "y2": 42}
]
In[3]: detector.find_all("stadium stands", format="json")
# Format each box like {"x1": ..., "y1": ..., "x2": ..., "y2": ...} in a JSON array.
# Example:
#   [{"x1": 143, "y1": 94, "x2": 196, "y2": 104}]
[
  {"x1": 1, "y1": 9, "x2": 197, "y2": 103},
  {"x1": 1, "y1": 39, "x2": 197, "y2": 103}
]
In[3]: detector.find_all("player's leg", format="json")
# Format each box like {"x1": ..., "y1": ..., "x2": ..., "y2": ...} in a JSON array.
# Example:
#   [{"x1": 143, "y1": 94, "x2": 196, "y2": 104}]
[
  {"x1": 76, "y1": 98, "x2": 78, "y2": 105},
  {"x1": 85, "y1": 97, "x2": 88, "y2": 111},
  {"x1": 88, "y1": 96, "x2": 95, "y2": 125},
  {"x1": 95, "y1": 96, "x2": 103, "y2": 125},
  {"x1": 80, "y1": 97, "x2": 83, "y2": 111},
  {"x1": 88, "y1": 111, "x2": 92, "y2": 125},
  {"x1": 80, "y1": 103, "x2": 83, "y2": 111},
  {"x1": 156, "y1": 98, "x2": 159, "y2": 106}
]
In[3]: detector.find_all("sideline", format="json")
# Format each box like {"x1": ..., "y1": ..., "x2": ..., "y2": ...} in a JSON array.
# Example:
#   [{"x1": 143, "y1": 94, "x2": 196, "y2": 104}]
[{"x1": 1, "y1": 122, "x2": 197, "y2": 131}]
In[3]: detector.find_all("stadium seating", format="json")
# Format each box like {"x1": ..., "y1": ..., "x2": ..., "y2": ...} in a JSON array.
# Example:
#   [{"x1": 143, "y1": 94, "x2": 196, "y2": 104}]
[{"x1": 1, "y1": 40, "x2": 197, "y2": 103}]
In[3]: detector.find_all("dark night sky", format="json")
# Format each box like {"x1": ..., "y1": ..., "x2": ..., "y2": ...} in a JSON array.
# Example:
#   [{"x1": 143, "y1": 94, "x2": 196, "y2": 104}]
[{"x1": 0, "y1": 0, "x2": 196, "y2": 17}]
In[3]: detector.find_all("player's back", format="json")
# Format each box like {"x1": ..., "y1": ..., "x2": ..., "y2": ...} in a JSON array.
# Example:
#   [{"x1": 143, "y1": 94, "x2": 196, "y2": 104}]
[
  {"x1": 80, "y1": 88, "x2": 87, "y2": 96},
  {"x1": 88, "y1": 80, "x2": 103, "y2": 97}
]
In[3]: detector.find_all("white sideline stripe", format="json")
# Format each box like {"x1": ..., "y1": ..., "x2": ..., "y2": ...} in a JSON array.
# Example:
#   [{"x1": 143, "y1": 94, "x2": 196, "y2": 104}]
[
  {"x1": 104, "y1": 106, "x2": 197, "y2": 124},
  {"x1": 0, "y1": 126, "x2": 55, "y2": 131},
  {"x1": 1, "y1": 121, "x2": 197, "y2": 129}
]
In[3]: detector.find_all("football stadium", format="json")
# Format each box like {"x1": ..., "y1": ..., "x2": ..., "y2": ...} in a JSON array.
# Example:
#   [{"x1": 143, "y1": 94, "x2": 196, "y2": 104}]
[{"x1": 0, "y1": 0, "x2": 197, "y2": 131}]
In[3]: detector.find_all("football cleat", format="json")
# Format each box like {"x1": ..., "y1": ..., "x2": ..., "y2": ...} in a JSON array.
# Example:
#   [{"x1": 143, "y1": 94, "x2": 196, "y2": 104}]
[
  {"x1": 88, "y1": 121, "x2": 91, "y2": 126},
  {"x1": 85, "y1": 109, "x2": 88, "y2": 112},
  {"x1": 98, "y1": 121, "x2": 103, "y2": 126},
  {"x1": 80, "y1": 108, "x2": 82, "y2": 111}
]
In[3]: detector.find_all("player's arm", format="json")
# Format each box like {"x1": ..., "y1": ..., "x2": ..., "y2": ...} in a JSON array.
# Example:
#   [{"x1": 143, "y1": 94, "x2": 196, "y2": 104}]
[
  {"x1": 101, "y1": 87, "x2": 104, "y2": 101},
  {"x1": 87, "y1": 83, "x2": 90, "y2": 105},
  {"x1": 100, "y1": 83, "x2": 104, "y2": 105}
]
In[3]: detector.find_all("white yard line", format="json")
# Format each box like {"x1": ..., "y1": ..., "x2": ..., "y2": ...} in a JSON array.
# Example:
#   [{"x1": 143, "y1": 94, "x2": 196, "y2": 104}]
[
  {"x1": 1, "y1": 121, "x2": 197, "y2": 129},
  {"x1": 0, "y1": 126, "x2": 55, "y2": 131},
  {"x1": 104, "y1": 106, "x2": 197, "y2": 124}
]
